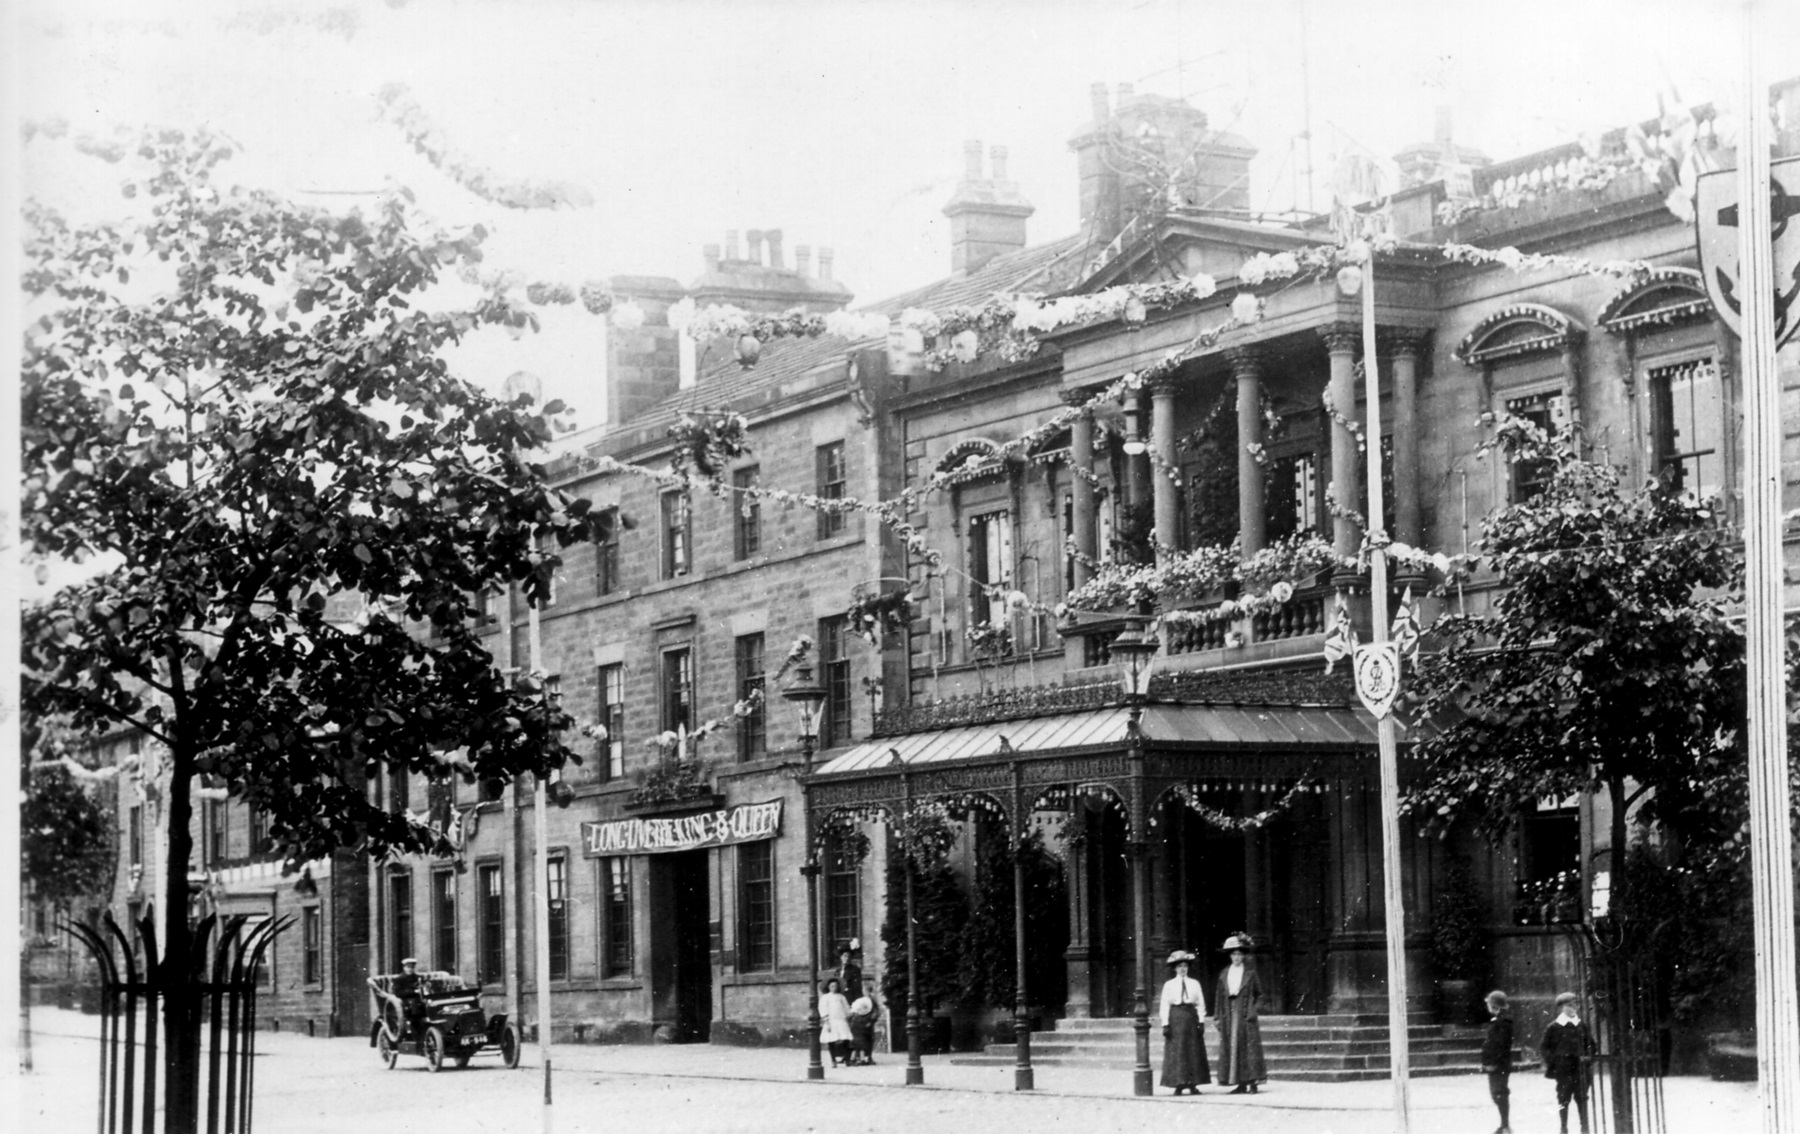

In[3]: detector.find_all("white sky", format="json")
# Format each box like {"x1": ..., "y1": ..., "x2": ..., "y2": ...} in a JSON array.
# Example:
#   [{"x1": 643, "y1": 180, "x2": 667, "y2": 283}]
[{"x1": 18, "y1": 0, "x2": 1791, "y2": 425}]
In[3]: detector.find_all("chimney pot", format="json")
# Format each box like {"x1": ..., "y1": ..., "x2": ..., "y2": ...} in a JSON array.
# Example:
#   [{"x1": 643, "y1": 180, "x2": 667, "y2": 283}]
[
  {"x1": 746, "y1": 229, "x2": 764, "y2": 266},
  {"x1": 766, "y1": 228, "x2": 784, "y2": 270},
  {"x1": 818, "y1": 247, "x2": 834, "y2": 282},
  {"x1": 1090, "y1": 82, "x2": 1110, "y2": 127},
  {"x1": 963, "y1": 139, "x2": 984, "y2": 181},
  {"x1": 703, "y1": 243, "x2": 721, "y2": 271},
  {"x1": 989, "y1": 144, "x2": 1009, "y2": 181},
  {"x1": 725, "y1": 229, "x2": 740, "y2": 262},
  {"x1": 796, "y1": 245, "x2": 812, "y2": 277}
]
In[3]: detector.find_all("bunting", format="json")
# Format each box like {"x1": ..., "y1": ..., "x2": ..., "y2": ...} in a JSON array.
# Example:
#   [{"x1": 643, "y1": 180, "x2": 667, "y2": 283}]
[{"x1": 1390, "y1": 586, "x2": 1422, "y2": 665}]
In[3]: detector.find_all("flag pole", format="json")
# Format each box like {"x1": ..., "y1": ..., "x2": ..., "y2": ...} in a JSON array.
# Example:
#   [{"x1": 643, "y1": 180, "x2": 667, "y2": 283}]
[
  {"x1": 1735, "y1": 4, "x2": 1800, "y2": 1130},
  {"x1": 1360, "y1": 253, "x2": 1412, "y2": 1133}
]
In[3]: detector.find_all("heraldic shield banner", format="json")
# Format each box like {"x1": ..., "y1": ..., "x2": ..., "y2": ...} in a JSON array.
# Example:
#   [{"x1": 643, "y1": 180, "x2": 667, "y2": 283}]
[{"x1": 1696, "y1": 155, "x2": 1800, "y2": 348}]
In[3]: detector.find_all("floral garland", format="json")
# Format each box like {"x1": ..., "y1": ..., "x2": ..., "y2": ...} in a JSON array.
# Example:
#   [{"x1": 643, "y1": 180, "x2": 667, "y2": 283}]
[
  {"x1": 374, "y1": 84, "x2": 595, "y2": 211},
  {"x1": 1439, "y1": 243, "x2": 1650, "y2": 281},
  {"x1": 1322, "y1": 382, "x2": 1367, "y2": 454},
  {"x1": 1059, "y1": 532, "x2": 1342, "y2": 618},
  {"x1": 846, "y1": 588, "x2": 912, "y2": 648},
  {"x1": 1156, "y1": 772, "x2": 1322, "y2": 832},
  {"x1": 667, "y1": 412, "x2": 751, "y2": 479}
]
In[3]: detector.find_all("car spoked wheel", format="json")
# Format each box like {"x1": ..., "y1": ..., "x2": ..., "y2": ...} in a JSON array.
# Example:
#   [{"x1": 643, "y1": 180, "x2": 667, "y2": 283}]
[
  {"x1": 499, "y1": 1023, "x2": 521, "y2": 1069},
  {"x1": 424, "y1": 1026, "x2": 446, "y2": 1073},
  {"x1": 377, "y1": 1028, "x2": 398, "y2": 1069}
]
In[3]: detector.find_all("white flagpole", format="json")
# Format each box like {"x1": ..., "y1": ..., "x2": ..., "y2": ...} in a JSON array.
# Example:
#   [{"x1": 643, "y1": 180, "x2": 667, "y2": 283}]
[
  {"x1": 1361, "y1": 254, "x2": 1412, "y2": 1133},
  {"x1": 1736, "y1": 4, "x2": 1800, "y2": 1131},
  {"x1": 530, "y1": 601, "x2": 555, "y2": 1134}
]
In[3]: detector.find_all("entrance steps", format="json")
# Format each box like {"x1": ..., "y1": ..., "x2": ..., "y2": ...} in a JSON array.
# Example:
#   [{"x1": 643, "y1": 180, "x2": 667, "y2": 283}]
[{"x1": 952, "y1": 1013, "x2": 1510, "y2": 1082}]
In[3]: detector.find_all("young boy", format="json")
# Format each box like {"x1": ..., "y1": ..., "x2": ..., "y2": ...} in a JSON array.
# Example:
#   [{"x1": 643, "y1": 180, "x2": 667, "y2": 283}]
[
  {"x1": 1541, "y1": 991, "x2": 1592, "y2": 1134},
  {"x1": 1480, "y1": 990, "x2": 1514, "y2": 1134}
]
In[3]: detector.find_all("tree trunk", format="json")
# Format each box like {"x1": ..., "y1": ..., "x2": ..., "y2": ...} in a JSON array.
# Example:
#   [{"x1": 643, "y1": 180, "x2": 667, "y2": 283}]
[{"x1": 161, "y1": 738, "x2": 199, "y2": 1134}]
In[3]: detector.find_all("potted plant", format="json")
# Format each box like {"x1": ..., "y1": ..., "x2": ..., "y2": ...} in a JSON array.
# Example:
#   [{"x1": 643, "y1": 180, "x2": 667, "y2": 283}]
[{"x1": 1430, "y1": 855, "x2": 1491, "y2": 1025}]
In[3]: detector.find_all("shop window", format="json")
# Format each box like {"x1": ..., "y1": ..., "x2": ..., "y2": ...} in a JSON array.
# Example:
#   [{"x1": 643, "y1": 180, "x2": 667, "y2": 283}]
[
  {"x1": 967, "y1": 509, "x2": 1013, "y2": 628},
  {"x1": 595, "y1": 508, "x2": 621, "y2": 596},
  {"x1": 1651, "y1": 356, "x2": 1722, "y2": 503},
  {"x1": 601, "y1": 858, "x2": 633, "y2": 978},
  {"x1": 661, "y1": 491, "x2": 691, "y2": 579},
  {"x1": 733, "y1": 467, "x2": 761, "y2": 559},
  {"x1": 736, "y1": 633, "x2": 767, "y2": 761},
  {"x1": 818, "y1": 617, "x2": 851, "y2": 748},
  {"x1": 738, "y1": 841, "x2": 775, "y2": 972},
  {"x1": 478, "y1": 863, "x2": 505, "y2": 985},
  {"x1": 816, "y1": 442, "x2": 847, "y2": 539},
  {"x1": 598, "y1": 663, "x2": 626, "y2": 780},
  {"x1": 547, "y1": 855, "x2": 569, "y2": 981},
  {"x1": 432, "y1": 867, "x2": 457, "y2": 974}
]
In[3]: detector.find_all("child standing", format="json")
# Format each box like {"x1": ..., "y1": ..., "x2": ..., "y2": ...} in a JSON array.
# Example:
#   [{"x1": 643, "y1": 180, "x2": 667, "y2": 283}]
[
  {"x1": 1480, "y1": 990, "x2": 1514, "y2": 1134},
  {"x1": 1541, "y1": 991, "x2": 1593, "y2": 1134}
]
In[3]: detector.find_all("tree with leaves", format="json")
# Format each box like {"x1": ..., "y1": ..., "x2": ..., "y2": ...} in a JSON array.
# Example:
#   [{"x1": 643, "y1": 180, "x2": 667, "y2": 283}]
[
  {"x1": 956, "y1": 829, "x2": 1068, "y2": 1014},
  {"x1": 1403, "y1": 419, "x2": 1746, "y2": 922},
  {"x1": 22, "y1": 128, "x2": 602, "y2": 1131}
]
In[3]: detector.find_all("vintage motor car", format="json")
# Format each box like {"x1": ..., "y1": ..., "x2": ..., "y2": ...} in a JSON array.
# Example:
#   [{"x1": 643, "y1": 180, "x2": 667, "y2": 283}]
[{"x1": 367, "y1": 970, "x2": 521, "y2": 1072}]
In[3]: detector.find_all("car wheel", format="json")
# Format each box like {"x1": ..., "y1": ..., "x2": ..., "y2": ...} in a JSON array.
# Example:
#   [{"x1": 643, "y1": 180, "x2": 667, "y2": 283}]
[
  {"x1": 381, "y1": 998, "x2": 406, "y2": 1041},
  {"x1": 377, "y1": 1029, "x2": 398, "y2": 1069},
  {"x1": 424, "y1": 1026, "x2": 446, "y2": 1073},
  {"x1": 499, "y1": 1023, "x2": 521, "y2": 1069}
]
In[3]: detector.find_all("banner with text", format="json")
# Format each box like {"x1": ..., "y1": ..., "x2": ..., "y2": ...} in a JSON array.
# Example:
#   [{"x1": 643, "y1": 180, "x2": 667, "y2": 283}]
[{"x1": 581, "y1": 799, "x2": 784, "y2": 856}]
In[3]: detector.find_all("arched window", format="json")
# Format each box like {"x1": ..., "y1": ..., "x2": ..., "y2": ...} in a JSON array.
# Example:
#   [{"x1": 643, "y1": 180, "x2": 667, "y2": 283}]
[
  {"x1": 1457, "y1": 304, "x2": 1586, "y2": 502},
  {"x1": 1600, "y1": 268, "x2": 1724, "y2": 503}
]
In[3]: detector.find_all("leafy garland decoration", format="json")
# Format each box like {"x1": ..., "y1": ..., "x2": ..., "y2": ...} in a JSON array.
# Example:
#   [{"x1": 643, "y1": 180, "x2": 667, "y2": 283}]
[
  {"x1": 667, "y1": 412, "x2": 751, "y2": 479},
  {"x1": 375, "y1": 84, "x2": 595, "y2": 211},
  {"x1": 1156, "y1": 772, "x2": 1323, "y2": 832},
  {"x1": 846, "y1": 588, "x2": 913, "y2": 648}
]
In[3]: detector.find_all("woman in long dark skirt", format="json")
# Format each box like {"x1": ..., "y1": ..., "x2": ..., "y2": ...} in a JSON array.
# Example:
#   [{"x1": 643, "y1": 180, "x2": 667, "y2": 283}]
[
  {"x1": 1159, "y1": 950, "x2": 1212, "y2": 1095},
  {"x1": 1212, "y1": 933, "x2": 1267, "y2": 1093}
]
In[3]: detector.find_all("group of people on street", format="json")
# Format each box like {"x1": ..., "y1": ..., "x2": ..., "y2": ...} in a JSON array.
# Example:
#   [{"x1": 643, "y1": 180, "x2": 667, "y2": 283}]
[
  {"x1": 1483, "y1": 988, "x2": 1594, "y2": 1134},
  {"x1": 818, "y1": 940, "x2": 879, "y2": 1068},
  {"x1": 1158, "y1": 933, "x2": 1267, "y2": 1096}
]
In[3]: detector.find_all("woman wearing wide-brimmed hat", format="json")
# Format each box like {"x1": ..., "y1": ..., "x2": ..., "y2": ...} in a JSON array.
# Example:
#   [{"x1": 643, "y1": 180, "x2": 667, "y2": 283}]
[
  {"x1": 1211, "y1": 933, "x2": 1267, "y2": 1093},
  {"x1": 1158, "y1": 949, "x2": 1212, "y2": 1095}
]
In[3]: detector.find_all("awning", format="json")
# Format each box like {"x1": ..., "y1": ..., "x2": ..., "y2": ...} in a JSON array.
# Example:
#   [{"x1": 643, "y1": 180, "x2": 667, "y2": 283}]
[{"x1": 814, "y1": 702, "x2": 1389, "y2": 776}]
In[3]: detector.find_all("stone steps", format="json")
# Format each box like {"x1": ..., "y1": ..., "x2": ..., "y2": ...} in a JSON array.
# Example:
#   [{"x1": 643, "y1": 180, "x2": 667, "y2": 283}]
[{"x1": 948, "y1": 1013, "x2": 1524, "y2": 1082}]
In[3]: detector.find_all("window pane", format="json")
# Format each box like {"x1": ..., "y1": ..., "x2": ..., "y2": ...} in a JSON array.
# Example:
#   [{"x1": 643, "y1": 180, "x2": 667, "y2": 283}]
[
  {"x1": 825, "y1": 842, "x2": 860, "y2": 959},
  {"x1": 433, "y1": 869, "x2": 457, "y2": 973},
  {"x1": 739, "y1": 842, "x2": 775, "y2": 972},
  {"x1": 736, "y1": 634, "x2": 767, "y2": 760},
  {"x1": 733, "y1": 468, "x2": 761, "y2": 559},
  {"x1": 548, "y1": 857, "x2": 569, "y2": 981},
  {"x1": 479, "y1": 864, "x2": 504, "y2": 985},
  {"x1": 662, "y1": 493, "x2": 691, "y2": 578},
  {"x1": 602, "y1": 858, "x2": 633, "y2": 977},
  {"x1": 600, "y1": 664, "x2": 626, "y2": 780},
  {"x1": 596, "y1": 509, "x2": 620, "y2": 595},
  {"x1": 968, "y1": 510, "x2": 1012, "y2": 626},
  {"x1": 662, "y1": 648, "x2": 694, "y2": 734},
  {"x1": 817, "y1": 443, "x2": 847, "y2": 538},
  {"x1": 1653, "y1": 357, "x2": 1721, "y2": 502},
  {"x1": 1504, "y1": 391, "x2": 1565, "y2": 501},
  {"x1": 390, "y1": 873, "x2": 413, "y2": 971},
  {"x1": 303, "y1": 907, "x2": 322, "y2": 984},
  {"x1": 819, "y1": 618, "x2": 851, "y2": 747}
]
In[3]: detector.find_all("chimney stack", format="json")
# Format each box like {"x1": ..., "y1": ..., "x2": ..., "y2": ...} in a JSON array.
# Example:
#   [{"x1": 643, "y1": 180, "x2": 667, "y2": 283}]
[
  {"x1": 703, "y1": 243, "x2": 721, "y2": 272},
  {"x1": 765, "y1": 228, "x2": 784, "y2": 270},
  {"x1": 795, "y1": 245, "x2": 812, "y2": 277},
  {"x1": 818, "y1": 247, "x2": 834, "y2": 282},
  {"x1": 725, "y1": 229, "x2": 740, "y2": 262},
  {"x1": 942, "y1": 138, "x2": 1034, "y2": 274},
  {"x1": 746, "y1": 229, "x2": 763, "y2": 266},
  {"x1": 1090, "y1": 82, "x2": 1111, "y2": 129}
]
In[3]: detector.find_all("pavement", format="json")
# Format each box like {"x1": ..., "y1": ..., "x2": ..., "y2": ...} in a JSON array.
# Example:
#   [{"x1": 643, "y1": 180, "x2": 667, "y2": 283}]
[{"x1": 13, "y1": 1006, "x2": 1760, "y2": 1133}]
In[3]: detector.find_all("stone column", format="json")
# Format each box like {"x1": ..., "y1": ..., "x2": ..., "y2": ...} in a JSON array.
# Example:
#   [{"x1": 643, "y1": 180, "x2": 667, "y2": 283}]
[
  {"x1": 1385, "y1": 329, "x2": 1428, "y2": 549},
  {"x1": 1064, "y1": 390, "x2": 1099, "y2": 588},
  {"x1": 1229, "y1": 347, "x2": 1267, "y2": 556},
  {"x1": 1125, "y1": 387, "x2": 1149, "y2": 513},
  {"x1": 1062, "y1": 809, "x2": 1096, "y2": 1018},
  {"x1": 1319, "y1": 324, "x2": 1363, "y2": 570},
  {"x1": 1148, "y1": 374, "x2": 1181, "y2": 563}
]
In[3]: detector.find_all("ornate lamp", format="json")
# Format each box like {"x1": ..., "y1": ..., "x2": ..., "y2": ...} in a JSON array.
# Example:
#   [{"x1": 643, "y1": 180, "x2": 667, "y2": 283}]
[
  {"x1": 783, "y1": 662, "x2": 830, "y2": 1081},
  {"x1": 1110, "y1": 625, "x2": 1160, "y2": 707}
]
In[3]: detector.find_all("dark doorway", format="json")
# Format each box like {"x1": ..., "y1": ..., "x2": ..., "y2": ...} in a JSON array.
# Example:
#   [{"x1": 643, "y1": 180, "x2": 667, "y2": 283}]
[
  {"x1": 1084, "y1": 804, "x2": 1133, "y2": 1016},
  {"x1": 1167, "y1": 803, "x2": 1248, "y2": 990},
  {"x1": 1269, "y1": 795, "x2": 1330, "y2": 1014},
  {"x1": 650, "y1": 850, "x2": 713, "y2": 1042}
]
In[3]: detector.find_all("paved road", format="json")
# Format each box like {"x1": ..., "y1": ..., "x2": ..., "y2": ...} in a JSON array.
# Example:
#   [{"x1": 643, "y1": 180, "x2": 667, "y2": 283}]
[{"x1": 17, "y1": 1007, "x2": 1757, "y2": 1133}]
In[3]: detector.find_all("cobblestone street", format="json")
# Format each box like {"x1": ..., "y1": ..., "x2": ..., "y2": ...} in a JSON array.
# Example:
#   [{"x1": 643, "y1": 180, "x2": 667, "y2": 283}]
[{"x1": 18, "y1": 1009, "x2": 1756, "y2": 1134}]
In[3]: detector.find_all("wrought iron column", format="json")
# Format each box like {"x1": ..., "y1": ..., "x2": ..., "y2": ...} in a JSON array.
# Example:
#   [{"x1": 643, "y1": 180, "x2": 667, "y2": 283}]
[
  {"x1": 903, "y1": 773, "x2": 924, "y2": 1085},
  {"x1": 801, "y1": 741, "x2": 824, "y2": 1080},
  {"x1": 1011, "y1": 766, "x2": 1034, "y2": 1091}
]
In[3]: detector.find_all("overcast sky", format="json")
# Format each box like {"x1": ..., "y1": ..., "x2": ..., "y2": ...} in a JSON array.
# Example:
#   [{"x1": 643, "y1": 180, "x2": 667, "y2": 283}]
[{"x1": 19, "y1": 0, "x2": 1792, "y2": 424}]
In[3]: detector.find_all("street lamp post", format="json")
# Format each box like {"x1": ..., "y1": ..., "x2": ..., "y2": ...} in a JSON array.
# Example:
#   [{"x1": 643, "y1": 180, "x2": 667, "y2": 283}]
[
  {"x1": 1110, "y1": 624, "x2": 1159, "y2": 1098},
  {"x1": 782, "y1": 664, "x2": 828, "y2": 1083}
]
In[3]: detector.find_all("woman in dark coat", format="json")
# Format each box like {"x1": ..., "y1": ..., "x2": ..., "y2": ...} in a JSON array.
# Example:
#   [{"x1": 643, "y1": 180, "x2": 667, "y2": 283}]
[
  {"x1": 1211, "y1": 933, "x2": 1267, "y2": 1093},
  {"x1": 1158, "y1": 950, "x2": 1212, "y2": 1095}
]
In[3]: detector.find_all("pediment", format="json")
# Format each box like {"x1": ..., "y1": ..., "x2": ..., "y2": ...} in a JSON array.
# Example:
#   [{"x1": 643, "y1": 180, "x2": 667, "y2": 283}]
[
  {"x1": 1455, "y1": 303, "x2": 1584, "y2": 366},
  {"x1": 1597, "y1": 267, "x2": 1710, "y2": 335},
  {"x1": 1075, "y1": 215, "x2": 1329, "y2": 294}
]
